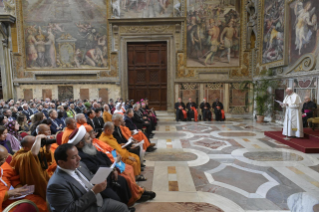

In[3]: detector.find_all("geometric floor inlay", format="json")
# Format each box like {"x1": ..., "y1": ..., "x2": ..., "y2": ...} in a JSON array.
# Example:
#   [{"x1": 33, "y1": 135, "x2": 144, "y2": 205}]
[
  {"x1": 135, "y1": 202, "x2": 224, "y2": 212},
  {"x1": 244, "y1": 151, "x2": 304, "y2": 161}
]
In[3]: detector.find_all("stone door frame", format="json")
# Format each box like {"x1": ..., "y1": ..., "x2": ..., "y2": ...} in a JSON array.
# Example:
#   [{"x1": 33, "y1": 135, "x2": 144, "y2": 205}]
[{"x1": 119, "y1": 34, "x2": 176, "y2": 112}]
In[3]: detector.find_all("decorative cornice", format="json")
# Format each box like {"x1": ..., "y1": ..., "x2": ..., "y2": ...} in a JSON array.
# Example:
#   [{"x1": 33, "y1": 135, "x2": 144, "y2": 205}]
[
  {"x1": 0, "y1": 14, "x2": 15, "y2": 24},
  {"x1": 108, "y1": 17, "x2": 186, "y2": 24}
]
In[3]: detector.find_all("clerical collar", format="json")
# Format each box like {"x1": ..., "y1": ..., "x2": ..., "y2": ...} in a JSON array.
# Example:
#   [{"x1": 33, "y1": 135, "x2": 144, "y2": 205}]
[{"x1": 58, "y1": 165, "x2": 76, "y2": 175}]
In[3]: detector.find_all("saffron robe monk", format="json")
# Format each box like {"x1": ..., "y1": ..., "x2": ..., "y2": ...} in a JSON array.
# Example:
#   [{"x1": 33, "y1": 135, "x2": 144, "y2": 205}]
[
  {"x1": 61, "y1": 118, "x2": 77, "y2": 144},
  {"x1": 89, "y1": 131, "x2": 145, "y2": 206},
  {"x1": 103, "y1": 104, "x2": 112, "y2": 122},
  {"x1": 99, "y1": 122, "x2": 141, "y2": 177},
  {"x1": 10, "y1": 133, "x2": 52, "y2": 200},
  {"x1": 120, "y1": 123, "x2": 152, "y2": 151},
  {"x1": 0, "y1": 146, "x2": 48, "y2": 212}
]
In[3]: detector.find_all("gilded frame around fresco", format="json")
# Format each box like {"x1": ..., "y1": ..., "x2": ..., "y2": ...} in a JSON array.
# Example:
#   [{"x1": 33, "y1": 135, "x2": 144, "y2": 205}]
[
  {"x1": 184, "y1": 0, "x2": 243, "y2": 69},
  {"x1": 259, "y1": 0, "x2": 289, "y2": 68},
  {"x1": 15, "y1": 0, "x2": 111, "y2": 73}
]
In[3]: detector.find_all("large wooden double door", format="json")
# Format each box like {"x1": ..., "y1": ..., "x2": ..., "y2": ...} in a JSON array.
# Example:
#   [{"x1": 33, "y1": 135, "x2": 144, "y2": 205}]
[{"x1": 128, "y1": 42, "x2": 167, "y2": 110}]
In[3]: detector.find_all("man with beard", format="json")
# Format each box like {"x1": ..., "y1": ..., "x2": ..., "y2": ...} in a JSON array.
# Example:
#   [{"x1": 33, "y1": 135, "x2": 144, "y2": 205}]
[
  {"x1": 186, "y1": 98, "x2": 198, "y2": 122},
  {"x1": 200, "y1": 98, "x2": 212, "y2": 121},
  {"x1": 68, "y1": 126, "x2": 133, "y2": 209}
]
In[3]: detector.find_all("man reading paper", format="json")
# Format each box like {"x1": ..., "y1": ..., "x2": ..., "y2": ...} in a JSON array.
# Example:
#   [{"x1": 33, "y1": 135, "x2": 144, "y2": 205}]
[{"x1": 281, "y1": 88, "x2": 304, "y2": 138}]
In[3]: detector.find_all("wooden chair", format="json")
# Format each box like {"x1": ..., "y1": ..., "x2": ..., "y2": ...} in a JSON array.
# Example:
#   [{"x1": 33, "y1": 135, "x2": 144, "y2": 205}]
[
  {"x1": 307, "y1": 108, "x2": 319, "y2": 130},
  {"x1": 3, "y1": 199, "x2": 39, "y2": 212}
]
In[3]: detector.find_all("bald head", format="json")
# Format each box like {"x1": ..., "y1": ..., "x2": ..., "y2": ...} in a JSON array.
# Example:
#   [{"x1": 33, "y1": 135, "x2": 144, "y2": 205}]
[
  {"x1": 37, "y1": 124, "x2": 51, "y2": 136},
  {"x1": 21, "y1": 135, "x2": 36, "y2": 151},
  {"x1": 0, "y1": 145, "x2": 8, "y2": 166},
  {"x1": 66, "y1": 118, "x2": 77, "y2": 129}
]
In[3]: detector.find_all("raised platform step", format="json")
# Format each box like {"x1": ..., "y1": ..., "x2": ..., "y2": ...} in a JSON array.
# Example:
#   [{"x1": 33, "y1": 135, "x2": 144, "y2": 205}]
[{"x1": 264, "y1": 128, "x2": 319, "y2": 153}]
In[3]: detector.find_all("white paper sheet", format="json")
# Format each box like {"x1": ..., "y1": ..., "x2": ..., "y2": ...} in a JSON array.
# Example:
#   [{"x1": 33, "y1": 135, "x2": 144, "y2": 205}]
[
  {"x1": 275, "y1": 100, "x2": 283, "y2": 104},
  {"x1": 8, "y1": 185, "x2": 35, "y2": 200},
  {"x1": 122, "y1": 138, "x2": 133, "y2": 149},
  {"x1": 132, "y1": 140, "x2": 145, "y2": 164},
  {"x1": 90, "y1": 167, "x2": 113, "y2": 184},
  {"x1": 132, "y1": 130, "x2": 138, "y2": 135}
]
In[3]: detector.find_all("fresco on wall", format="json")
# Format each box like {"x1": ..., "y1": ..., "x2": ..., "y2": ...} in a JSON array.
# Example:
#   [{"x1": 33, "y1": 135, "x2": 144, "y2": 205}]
[
  {"x1": 261, "y1": 0, "x2": 285, "y2": 64},
  {"x1": 186, "y1": 0, "x2": 240, "y2": 67},
  {"x1": 289, "y1": 0, "x2": 318, "y2": 64},
  {"x1": 110, "y1": 0, "x2": 181, "y2": 18},
  {"x1": 22, "y1": 0, "x2": 108, "y2": 69}
]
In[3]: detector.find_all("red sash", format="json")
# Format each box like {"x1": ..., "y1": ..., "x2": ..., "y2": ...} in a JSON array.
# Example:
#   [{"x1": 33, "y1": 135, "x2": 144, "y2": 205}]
[
  {"x1": 221, "y1": 109, "x2": 225, "y2": 120},
  {"x1": 182, "y1": 110, "x2": 187, "y2": 119},
  {"x1": 192, "y1": 107, "x2": 198, "y2": 122}
]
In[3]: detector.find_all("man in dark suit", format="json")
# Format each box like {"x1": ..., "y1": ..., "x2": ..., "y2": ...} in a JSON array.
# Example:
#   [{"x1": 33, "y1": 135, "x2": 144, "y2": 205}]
[
  {"x1": 174, "y1": 98, "x2": 186, "y2": 121},
  {"x1": 212, "y1": 98, "x2": 225, "y2": 121},
  {"x1": 75, "y1": 101, "x2": 85, "y2": 114},
  {"x1": 22, "y1": 104, "x2": 33, "y2": 120},
  {"x1": 69, "y1": 126, "x2": 132, "y2": 205},
  {"x1": 87, "y1": 109, "x2": 97, "y2": 132},
  {"x1": 200, "y1": 98, "x2": 212, "y2": 121},
  {"x1": 47, "y1": 144, "x2": 130, "y2": 212},
  {"x1": 93, "y1": 109, "x2": 104, "y2": 137},
  {"x1": 42, "y1": 103, "x2": 50, "y2": 118},
  {"x1": 124, "y1": 109, "x2": 138, "y2": 131},
  {"x1": 132, "y1": 104, "x2": 153, "y2": 138},
  {"x1": 186, "y1": 98, "x2": 198, "y2": 121},
  {"x1": 49, "y1": 109, "x2": 63, "y2": 134}
]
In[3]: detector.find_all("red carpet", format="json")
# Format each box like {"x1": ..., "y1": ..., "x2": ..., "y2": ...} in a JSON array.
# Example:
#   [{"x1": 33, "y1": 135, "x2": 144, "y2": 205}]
[{"x1": 264, "y1": 128, "x2": 319, "y2": 153}]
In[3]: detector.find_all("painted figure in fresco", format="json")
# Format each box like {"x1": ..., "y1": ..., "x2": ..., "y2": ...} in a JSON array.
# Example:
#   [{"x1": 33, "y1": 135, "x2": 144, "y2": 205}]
[
  {"x1": 262, "y1": 0, "x2": 285, "y2": 63},
  {"x1": 26, "y1": 27, "x2": 40, "y2": 68},
  {"x1": 35, "y1": 27, "x2": 46, "y2": 67},
  {"x1": 187, "y1": 16, "x2": 201, "y2": 59},
  {"x1": 112, "y1": 0, "x2": 121, "y2": 17},
  {"x1": 45, "y1": 28, "x2": 57, "y2": 68},
  {"x1": 204, "y1": 19, "x2": 220, "y2": 66},
  {"x1": 294, "y1": 0, "x2": 317, "y2": 55},
  {"x1": 219, "y1": 19, "x2": 237, "y2": 63},
  {"x1": 159, "y1": 0, "x2": 167, "y2": 15},
  {"x1": 85, "y1": 46, "x2": 105, "y2": 67}
]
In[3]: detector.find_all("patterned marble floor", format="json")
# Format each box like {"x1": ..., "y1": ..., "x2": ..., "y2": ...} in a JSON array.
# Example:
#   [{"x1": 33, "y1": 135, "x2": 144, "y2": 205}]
[{"x1": 136, "y1": 118, "x2": 319, "y2": 212}]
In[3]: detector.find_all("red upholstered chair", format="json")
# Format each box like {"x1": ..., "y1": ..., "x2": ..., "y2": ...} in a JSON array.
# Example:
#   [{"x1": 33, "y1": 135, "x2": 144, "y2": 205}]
[
  {"x1": 20, "y1": 132, "x2": 29, "y2": 138},
  {"x1": 56, "y1": 131, "x2": 63, "y2": 146},
  {"x1": 6, "y1": 154, "x2": 12, "y2": 164},
  {"x1": 3, "y1": 199, "x2": 39, "y2": 212}
]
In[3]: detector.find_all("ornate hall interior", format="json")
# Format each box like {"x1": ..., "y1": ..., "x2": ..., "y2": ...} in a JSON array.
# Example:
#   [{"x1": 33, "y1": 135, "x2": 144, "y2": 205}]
[{"x1": 0, "y1": 0, "x2": 319, "y2": 211}]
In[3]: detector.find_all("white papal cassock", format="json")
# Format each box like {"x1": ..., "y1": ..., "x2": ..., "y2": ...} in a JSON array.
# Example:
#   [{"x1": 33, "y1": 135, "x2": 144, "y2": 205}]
[{"x1": 282, "y1": 92, "x2": 304, "y2": 138}]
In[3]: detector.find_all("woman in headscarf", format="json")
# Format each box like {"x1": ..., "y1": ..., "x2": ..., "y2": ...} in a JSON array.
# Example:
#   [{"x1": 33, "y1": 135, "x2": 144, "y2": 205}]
[{"x1": 5, "y1": 120, "x2": 22, "y2": 142}]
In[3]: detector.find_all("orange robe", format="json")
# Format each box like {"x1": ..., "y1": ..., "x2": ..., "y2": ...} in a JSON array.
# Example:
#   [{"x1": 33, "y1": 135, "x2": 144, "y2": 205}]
[
  {"x1": 61, "y1": 127, "x2": 75, "y2": 144},
  {"x1": 99, "y1": 132, "x2": 141, "y2": 176},
  {"x1": 0, "y1": 162, "x2": 48, "y2": 212},
  {"x1": 120, "y1": 126, "x2": 151, "y2": 151},
  {"x1": 10, "y1": 149, "x2": 51, "y2": 200},
  {"x1": 77, "y1": 123, "x2": 93, "y2": 133},
  {"x1": 92, "y1": 138, "x2": 144, "y2": 206},
  {"x1": 103, "y1": 111, "x2": 112, "y2": 123}
]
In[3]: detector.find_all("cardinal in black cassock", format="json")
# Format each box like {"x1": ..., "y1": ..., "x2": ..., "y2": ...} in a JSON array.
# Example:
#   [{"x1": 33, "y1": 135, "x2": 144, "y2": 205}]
[{"x1": 200, "y1": 98, "x2": 212, "y2": 121}]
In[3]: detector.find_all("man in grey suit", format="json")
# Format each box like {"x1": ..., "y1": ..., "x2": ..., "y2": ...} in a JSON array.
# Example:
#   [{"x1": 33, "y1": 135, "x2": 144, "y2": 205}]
[{"x1": 47, "y1": 143, "x2": 130, "y2": 212}]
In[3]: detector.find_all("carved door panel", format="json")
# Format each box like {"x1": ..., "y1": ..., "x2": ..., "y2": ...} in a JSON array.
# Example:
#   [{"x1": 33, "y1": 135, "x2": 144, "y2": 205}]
[
  {"x1": 24, "y1": 89, "x2": 33, "y2": 102},
  {"x1": 128, "y1": 42, "x2": 167, "y2": 110},
  {"x1": 80, "y1": 89, "x2": 90, "y2": 101},
  {"x1": 42, "y1": 89, "x2": 52, "y2": 100}
]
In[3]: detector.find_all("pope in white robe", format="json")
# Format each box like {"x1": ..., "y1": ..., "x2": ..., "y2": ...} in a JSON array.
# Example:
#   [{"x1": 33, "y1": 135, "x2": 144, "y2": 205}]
[{"x1": 281, "y1": 88, "x2": 304, "y2": 138}]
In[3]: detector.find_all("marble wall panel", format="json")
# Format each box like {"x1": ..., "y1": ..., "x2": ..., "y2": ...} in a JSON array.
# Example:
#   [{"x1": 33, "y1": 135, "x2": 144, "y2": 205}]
[{"x1": 42, "y1": 89, "x2": 52, "y2": 100}]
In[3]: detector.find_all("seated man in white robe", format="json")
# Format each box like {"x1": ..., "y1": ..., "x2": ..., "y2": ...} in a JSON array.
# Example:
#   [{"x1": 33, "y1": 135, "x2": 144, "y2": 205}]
[{"x1": 280, "y1": 87, "x2": 304, "y2": 138}]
